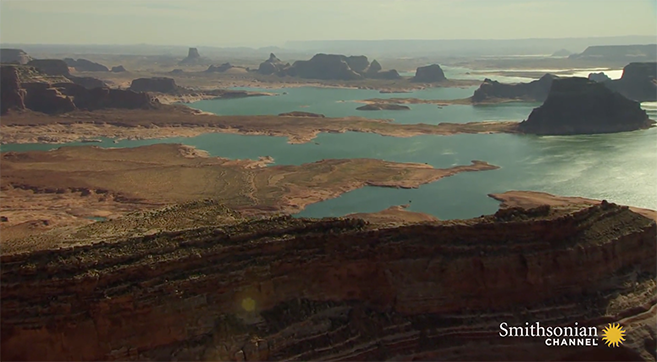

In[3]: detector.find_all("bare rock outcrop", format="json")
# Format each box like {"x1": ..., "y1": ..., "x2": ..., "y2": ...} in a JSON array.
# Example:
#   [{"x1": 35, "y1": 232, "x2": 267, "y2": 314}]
[
  {"x1": 257, "y1": 53, "x2": 290, "y2": 75},
  {"x1": 68, "y1": 75, "x2": 108, "y2": 89},
  {"x1": 64, "y1": 58, "x2": 110, "y2": 72},
  {"x1": 53, "y1": 82, "x2": 160, "y2": 110},
  {"x1": 205, "y1": 63, "x2": 234, "y2": 73},
  {"x1": 0, "y1": 48, "x2": 32, "y2": 64},
  {"x1": 472, "y1": 73, "x2": 558, "y2": 103},
  {"x1": 1, "y1": 200, "x2": 655, "y2": 361},
  {"x1": 128, "y1": 77, "x2": 181, "y2": 93},
  {"x1": 604, "y1": 62, "x2": 657, "y2": 102},
  {"x1": 288, "y1": 53, "x2": 365, "y2": 80},
  {"x1": 26, "y1": 59, "x2": 71, "y2": 76},
  {"x1": 179, "y1": 47, "x2": 208, "y2": 66},
  {"x1": 0, "y1": 66, "x2": 26, "y2": 114},
  {"x1": 588, "y1": 72, "x2": 612, "y2": 82},
  {"x1": 411, "y1": 64, "x2": 447, "y2": 83},
  {"x1": 111, "y1": 65, "x2": 127, "y2": 73},
  {"x1": 518, "y1": 77, "x2": 655, "y2": 135},
  {"x1": 22, "y1": 82, "x2": 77, "y2": 114},
  {"x1": 0, "y1": 65, "x2": 158, "y2": 115}
]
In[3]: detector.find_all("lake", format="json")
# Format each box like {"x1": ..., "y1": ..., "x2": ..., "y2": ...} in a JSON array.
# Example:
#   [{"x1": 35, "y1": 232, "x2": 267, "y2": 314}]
[{"x1": 2, "y1": 86, "x2": 655, "y2": 220}]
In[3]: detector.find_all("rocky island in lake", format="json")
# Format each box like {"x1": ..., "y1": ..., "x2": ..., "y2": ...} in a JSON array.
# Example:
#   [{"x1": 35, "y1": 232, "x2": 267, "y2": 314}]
[{"x1": 518, "y1": 77, "x2": 655, "y2": 135}]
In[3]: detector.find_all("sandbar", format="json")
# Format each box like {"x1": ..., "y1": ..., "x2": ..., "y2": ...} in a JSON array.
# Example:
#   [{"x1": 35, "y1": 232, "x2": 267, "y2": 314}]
[
  {"x1": 0, "y1": 143, "x2": 499, "y2": 246},
  {"x1": 0, "y1": 108, "x2": 520, "y2": 145}
]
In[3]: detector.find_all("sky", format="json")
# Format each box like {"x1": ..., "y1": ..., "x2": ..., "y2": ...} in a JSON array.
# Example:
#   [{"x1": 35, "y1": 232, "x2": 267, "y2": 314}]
[{"x1": 1, "y1": 0, "x2": 656, "y2": 47}]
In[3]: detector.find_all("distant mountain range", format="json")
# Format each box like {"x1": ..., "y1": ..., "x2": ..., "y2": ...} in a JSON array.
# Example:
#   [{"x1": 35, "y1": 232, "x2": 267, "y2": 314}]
[
  {"x1": 2, "y1": 36, "x2": 655, "y2": 58},
  {"x1": 284, "y1": 36, "x2": 656, "y2": 57}
]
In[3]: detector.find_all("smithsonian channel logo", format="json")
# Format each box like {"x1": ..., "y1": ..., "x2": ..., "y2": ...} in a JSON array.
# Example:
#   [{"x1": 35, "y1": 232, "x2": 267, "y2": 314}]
[{"x1": 499, "y1": 322, "x2": 626, "y2": 347}]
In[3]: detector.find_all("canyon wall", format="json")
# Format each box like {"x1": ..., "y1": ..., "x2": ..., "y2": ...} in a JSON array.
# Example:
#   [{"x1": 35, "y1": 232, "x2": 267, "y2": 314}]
[{"x1": 1, "y1": 202, "x2": 655, "y2": 361}]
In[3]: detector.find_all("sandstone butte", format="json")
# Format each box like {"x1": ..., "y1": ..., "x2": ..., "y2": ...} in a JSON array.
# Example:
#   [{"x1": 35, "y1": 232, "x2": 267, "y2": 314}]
[{"x1": 0, "y1": 191, "x2": 656, "y2": 361}]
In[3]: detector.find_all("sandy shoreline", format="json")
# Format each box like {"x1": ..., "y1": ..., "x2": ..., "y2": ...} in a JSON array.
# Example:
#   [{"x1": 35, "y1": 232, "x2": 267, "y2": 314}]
[
  {"x1": 0, "y1": 109, "x2": 520, "y2": 145},
  {"x1": 0, "y1": 143, "x2": 500, "y2": 249}
]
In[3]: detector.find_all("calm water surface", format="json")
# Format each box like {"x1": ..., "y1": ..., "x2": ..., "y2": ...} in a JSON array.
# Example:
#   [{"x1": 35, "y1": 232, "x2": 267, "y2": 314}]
[{"x1": 2, "y1": 88, "x2": 655, "y2": 219}]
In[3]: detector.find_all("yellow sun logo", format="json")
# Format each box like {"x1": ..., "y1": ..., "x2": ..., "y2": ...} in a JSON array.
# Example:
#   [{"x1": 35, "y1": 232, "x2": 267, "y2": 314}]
[{"x1": 601, "y1": 323, "x2": 626, "y2": 347}]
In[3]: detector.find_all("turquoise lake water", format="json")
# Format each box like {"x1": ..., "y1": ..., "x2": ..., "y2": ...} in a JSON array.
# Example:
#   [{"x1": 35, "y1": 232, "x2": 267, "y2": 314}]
[{"x1": 2, "y1": 87, "x2": 655, "y2": 220}]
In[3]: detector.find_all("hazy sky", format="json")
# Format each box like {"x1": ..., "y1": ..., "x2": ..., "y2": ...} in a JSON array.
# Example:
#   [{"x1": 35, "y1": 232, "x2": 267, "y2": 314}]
[{"x1": 1, "y1": 0, "x2": 656, "y2": 47}]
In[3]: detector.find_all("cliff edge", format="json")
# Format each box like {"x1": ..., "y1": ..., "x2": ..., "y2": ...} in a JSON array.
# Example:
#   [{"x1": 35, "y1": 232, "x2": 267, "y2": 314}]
[{"x1": 1, "y1": 197, "x2": 655, "y2": 361}]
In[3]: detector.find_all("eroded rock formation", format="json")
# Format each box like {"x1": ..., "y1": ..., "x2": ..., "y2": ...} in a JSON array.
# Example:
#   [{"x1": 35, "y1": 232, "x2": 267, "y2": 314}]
[
  {"x1": 1, "y1": 200, "x2": 655, "y2": 361},
  {"x1": 605, "y1": 62, "x2": 657, "y2": 102},
  {"x1": 0, "y1": 65, "x2": 159, "y2": 115},
  {"x1": 128, "y1": 77, "x2": 181, "y2": 93},
  {"x1": 64, "y1": 58, "x2": 110, "y2": 72},
  {"x1": 0, "y1": 48, "x2": 32, "y2": 64},
  {"x1": 179, "y1": 47, "x2": 207, "y2": 65},
  {"x1": 257, "y1": 53, "x2": 400, "y2": 80},
  {"x1": 472, "y1": 73, "x2": 558, "y2": 103},
  {"x1": 411, "y1": 64, "x2": 447, "y2": 83},
  {"x1": 0, "y1": 66, "x2": 27, "y2": 114},
  {"x1": 518, "y1": 77, "x2": 655, "y2": 135},
  {"x1": 206, "y1": 63, "x2": 234, "y2": 73},
  {"x1": 27, "y1": 59, "x2": 71, "y2": 76},
  {"x1": 111, "y1": 65, "x2": 127, "y2": 73},
  {"x1": 588, "y1": 72, "x2": 611, "y2": 83},
  {"x1": 257, "y1": 53, "x2": 290, "y2": 75},
  {"x1": 289, "y1": 54, "x2": 365, "y2": 80}
]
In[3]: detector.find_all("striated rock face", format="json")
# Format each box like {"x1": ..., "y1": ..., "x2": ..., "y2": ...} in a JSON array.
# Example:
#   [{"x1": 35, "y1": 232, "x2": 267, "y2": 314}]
[
  {"x1": 0, "y1": 65, "x2": 158, "y2": 115},
  {"x1": 111, "y1": 65, "x2": 127, "y2": 72},
  {"x1": 0, "y1": 48, "x2": 32, "y2": 64},
  {"x1": 1, "y1": 201, "x2": 655, "y2": 361},
  {"x1": 22, "y1": 82, "x2": 77, "y2": 114},
  {"x1": 27, "y1": 59, "x2": 71, "y2": 76},
  {"x1": 411, "y1": 64, "x2": 446, "y2": 83},
  {"x1": 206, "y1": 63, "x2": 234, "y2": 73},
  {"x1": 518, "y1": 77, "x2": 655, "y2": 135},
  {"x1": 129, "y1": 77, "x2": 180, "y2": 93},
  {"x1": 588, "y1": 72, "x2": 611, "y2": 83},
  {"x1": 472, "y1": 73, "x2": 558, "y2": 103},
  {"x1": 604, "y1": 62, "x2": 657, "y2": 102},
  {"x1": 64, "y1": 58, "x2": 110, "y2": 72},
  {"x1": 0, "y1": 66, "x2": 27, "y2": 114},
  {"x1": 53, "y1": 83, "x2": 160, "y2": 111}
]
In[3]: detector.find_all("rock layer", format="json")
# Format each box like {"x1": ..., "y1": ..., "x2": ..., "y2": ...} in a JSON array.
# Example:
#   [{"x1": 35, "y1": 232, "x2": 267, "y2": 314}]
[
  {"x1": 1, "y1": 200, "x2": 655, "y2": 361},
  {"x1": 0, "y1": 48, "x2": 32, "y2": 64},
  {"x1": 0, "y1": 65, "x2": 159, "y2": 115},
  {"x1": 27, "y1": 59, "x2": 71, "y2": 76},
  {"x1": 128, "y1": 77, "x2": 180, "y2": 93},
  {"x1": 0, "y1": 66, "x2": 27, "y2": 114},
  {"x1": 472, "y1": 73, "x2": 557, "y2": 103},
  {"x1": 518, "y1": 77, "x2": 655, "y2": 135},
  {"x1": 64, "y1": 58, "x2": 110, "y2": 72},
  {"x1": 605, "y1": 62, "x2": 657, "y2": 102}
]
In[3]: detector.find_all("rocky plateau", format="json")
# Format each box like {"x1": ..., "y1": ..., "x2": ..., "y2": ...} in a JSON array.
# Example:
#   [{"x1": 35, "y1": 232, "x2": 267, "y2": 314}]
[{"x1": 0, "y1": 194, "x2": 655, "y2": 361}]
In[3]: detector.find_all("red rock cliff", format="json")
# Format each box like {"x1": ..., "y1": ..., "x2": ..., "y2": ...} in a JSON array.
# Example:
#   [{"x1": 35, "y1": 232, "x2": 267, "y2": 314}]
[{"x1": 1, "y1": 201, "x2": 655, "y2": 361}]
